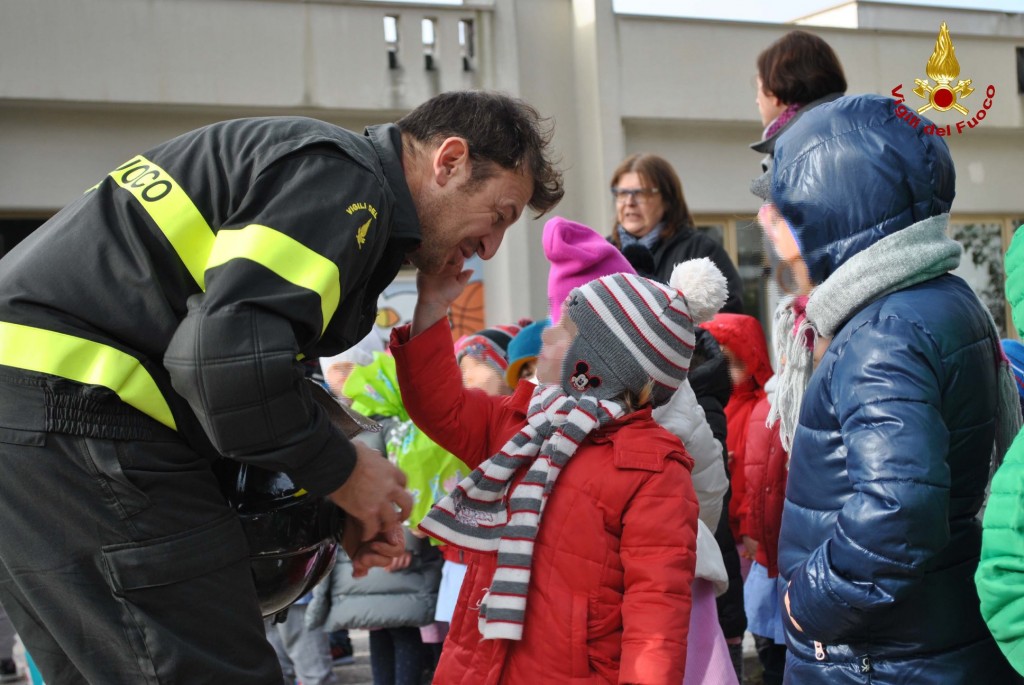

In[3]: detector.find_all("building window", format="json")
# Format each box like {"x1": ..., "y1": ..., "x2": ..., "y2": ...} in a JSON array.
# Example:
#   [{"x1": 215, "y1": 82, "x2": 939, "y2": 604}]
[
  {"x1": 458, "y1": 19, "x2": 475, "y2": 72},
  {"x1": 384, "y1": 15, "x2": 399, "y2": 69},
  {"x1": 694, "y1": 218, "x2": 770, "y2": 324},
  {"x1": 949, "y1": 216, "x2": 1024, "y2": 338},
  {"x1": 422, "y1": 18, "x2": 437, "y2": 71}
]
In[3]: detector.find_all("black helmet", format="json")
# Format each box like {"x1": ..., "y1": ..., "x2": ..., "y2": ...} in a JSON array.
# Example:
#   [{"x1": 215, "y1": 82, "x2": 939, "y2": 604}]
[{"x1": 217, "y1": 381, "x2": 380, "y2": 618}]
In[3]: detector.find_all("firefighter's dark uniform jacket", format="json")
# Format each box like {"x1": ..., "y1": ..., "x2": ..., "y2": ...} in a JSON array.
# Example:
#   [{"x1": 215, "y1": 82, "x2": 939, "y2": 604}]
[{"x1": 0, "y1": 118, "x2": 421, "y2": 496}]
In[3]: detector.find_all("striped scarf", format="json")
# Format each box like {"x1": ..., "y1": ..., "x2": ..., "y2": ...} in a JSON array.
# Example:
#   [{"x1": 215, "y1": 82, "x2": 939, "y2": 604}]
[{"x1": 419, "y1": 383, "x2": 625, "y2": 640}]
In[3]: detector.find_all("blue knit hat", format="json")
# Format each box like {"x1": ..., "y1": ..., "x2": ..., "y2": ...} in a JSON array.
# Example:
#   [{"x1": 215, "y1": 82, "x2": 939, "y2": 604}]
[{"x1": 505, "y1": 319, "x2": 551, "y2": 386}]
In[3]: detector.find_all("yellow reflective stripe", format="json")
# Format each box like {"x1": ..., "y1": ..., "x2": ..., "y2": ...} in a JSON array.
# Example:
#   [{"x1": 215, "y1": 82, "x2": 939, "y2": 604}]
[
  {"x1": 109, "y1": 155, "x2": 215, "y2": 289},
  {"x1": 0, "y1": 322, "x2": 177, "y2": 430},
  {"x1": 206, "y1": 224, "x2": 341, "y2": 334}
]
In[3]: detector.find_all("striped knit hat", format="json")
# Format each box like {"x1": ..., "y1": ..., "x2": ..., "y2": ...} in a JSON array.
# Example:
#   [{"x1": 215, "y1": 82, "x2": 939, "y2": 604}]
[
  {"x1": 455, "y1": 324, "x2": 522, "y2": 375},
  {"x1": 562, "y1": 273, "x2": 696, "y2": 407}
]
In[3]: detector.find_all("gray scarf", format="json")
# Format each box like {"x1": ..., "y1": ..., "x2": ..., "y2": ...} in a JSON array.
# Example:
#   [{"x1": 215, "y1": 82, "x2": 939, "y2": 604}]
[
  {"x1": 617, "y1": 221, "x2": 665, "y2": 251},
  {"x1": 769, "y1": 214, "x2": 1021, "y2": 467}
]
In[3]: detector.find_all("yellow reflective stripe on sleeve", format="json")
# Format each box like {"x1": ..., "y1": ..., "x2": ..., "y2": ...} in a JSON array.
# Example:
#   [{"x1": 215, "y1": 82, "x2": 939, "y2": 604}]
[
  {"x1": 206, "y1": 224, "x2": 341, "y2": 334},
  {"x1": 0, "y1": 322, "x2": 177, "y2": 430},
  {"x1": 109, "y1": 155, "x2": 215, "y2": 289}
]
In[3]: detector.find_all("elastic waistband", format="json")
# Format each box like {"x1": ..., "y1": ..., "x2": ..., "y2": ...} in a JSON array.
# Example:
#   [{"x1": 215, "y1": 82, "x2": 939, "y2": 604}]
[{"x1": 0, "y1": 370, "x2": 178, "y2": 442}]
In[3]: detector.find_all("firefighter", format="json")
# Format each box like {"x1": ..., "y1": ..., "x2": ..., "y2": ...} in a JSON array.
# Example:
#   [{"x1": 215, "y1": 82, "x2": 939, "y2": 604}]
[{"x1": 0, "y1": 90, "x2": 563, "y2": 684}]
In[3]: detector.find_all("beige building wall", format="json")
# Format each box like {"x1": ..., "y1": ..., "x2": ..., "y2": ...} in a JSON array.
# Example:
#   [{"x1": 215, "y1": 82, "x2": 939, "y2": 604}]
[{"x1": 1, "y1": 0, "x2": 1022, "y2": 324}]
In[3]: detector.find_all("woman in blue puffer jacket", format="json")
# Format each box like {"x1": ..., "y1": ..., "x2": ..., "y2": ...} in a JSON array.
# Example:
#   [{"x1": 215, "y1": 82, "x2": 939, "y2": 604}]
[{"x1": 760, "y1": 94, "x2": 1021, "y2": 684}]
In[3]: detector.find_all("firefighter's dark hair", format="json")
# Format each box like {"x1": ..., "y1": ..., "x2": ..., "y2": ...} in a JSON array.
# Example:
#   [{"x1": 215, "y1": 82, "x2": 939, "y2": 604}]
[{"x1": 397, "y1": 90, "x2": 564, "y2": 217}]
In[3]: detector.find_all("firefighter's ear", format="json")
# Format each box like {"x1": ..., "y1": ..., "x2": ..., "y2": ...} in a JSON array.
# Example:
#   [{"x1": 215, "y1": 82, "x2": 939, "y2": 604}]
[{"x1": 432, "y1": 137, "x2": 470, "y2": 188}]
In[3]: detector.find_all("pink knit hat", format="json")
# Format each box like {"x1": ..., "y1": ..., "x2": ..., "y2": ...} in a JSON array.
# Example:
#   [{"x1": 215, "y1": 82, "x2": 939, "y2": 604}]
[{"x1": 543, "y1": 216, "x2": 635, "y2": 323}]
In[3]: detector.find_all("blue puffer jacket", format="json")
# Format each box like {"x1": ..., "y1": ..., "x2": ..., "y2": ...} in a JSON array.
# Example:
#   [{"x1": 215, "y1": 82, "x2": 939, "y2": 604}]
[{"x1": 773, "y1": 95, "x2": 1018, "y2": 683}]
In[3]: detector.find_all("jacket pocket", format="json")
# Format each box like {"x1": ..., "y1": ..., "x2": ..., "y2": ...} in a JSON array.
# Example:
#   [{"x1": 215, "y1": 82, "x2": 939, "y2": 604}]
[
  {"x1": 0, "y1": 377, "x2": 46, "y2": 446},
  {"x1": 101, "y1": 512, "x2": 248, "y2": 594},
  {"x1": 0, "y1": 426, "x2": 44, "y2": 447},
  {"x1": 99, "y1": 513, "x2": 259, "y2": 683},
  {"x1": 81, "y1": 438, "x2": 152, "y2": 523},
  {"x1": 570, "y1": 592, "x2": 590, "y2": 678}
]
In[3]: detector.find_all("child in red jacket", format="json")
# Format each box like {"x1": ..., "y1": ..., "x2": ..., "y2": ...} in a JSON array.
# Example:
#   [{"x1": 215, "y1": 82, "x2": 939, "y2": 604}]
[
  {"x1": 700, "y1": 314, "x2": 773, "y2": 567},
  {"x1": 742, "y1": 384, "x2": 789, "y2": 685},
  {"x1": 393, "y1": 263, "x2": 712, "y2": 684}
]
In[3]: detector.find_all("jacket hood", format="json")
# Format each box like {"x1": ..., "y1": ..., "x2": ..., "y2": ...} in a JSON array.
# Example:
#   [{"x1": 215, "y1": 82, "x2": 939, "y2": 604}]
[
  {"x1": 771, "y1": 94, "x2": 955, "y2": 283},
  {"x1": 687, "y1": 328, "x2": 732, "y2": 407},
  {"x1": 700, "y1": 313, "x2": 773, "y2": 390}
]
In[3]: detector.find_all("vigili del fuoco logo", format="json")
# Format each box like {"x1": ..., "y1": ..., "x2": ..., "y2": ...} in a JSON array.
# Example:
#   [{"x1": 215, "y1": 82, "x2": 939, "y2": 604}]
[{"x1": 891, "y1": 22, "x2": 996, "y2": 136}]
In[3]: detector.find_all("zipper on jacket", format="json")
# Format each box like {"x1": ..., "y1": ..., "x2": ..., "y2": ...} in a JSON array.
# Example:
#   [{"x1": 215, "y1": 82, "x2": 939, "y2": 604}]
[{"x1": 813, "y1": 641, "x2": 827, "y2": 661}]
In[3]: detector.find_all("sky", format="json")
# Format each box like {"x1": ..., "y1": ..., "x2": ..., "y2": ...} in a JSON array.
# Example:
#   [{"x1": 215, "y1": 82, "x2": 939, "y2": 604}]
[{"x1": 612, "y1": 0, "x2": 1024, "y2": 23}]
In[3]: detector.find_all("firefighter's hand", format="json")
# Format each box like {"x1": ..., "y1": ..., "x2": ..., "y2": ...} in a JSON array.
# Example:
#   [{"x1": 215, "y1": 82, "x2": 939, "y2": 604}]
[
  {"x1": 342, "y1": 521, "x2": 405, "y2": 578},
  {"x1": 329, "y1": 441, "x2": 413, "y2": 542}
]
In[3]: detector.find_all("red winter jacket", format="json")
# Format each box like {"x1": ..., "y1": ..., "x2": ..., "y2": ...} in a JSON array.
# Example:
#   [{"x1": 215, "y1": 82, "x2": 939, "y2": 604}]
[
  {"x1": 392, "y1": 319, "x2": 699, "y2": 685},
  {"x1": 700, "y1": 314, "x2": 772, "y2": 541},
  {"x1": 743, "y1": 395, "x2": 788, "y2": 576}
]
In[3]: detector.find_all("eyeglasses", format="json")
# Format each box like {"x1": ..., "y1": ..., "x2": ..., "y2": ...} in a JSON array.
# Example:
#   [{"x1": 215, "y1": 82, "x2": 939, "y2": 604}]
[{"x1": 611, "y1": 187, "x2": 660, "y2": 204}]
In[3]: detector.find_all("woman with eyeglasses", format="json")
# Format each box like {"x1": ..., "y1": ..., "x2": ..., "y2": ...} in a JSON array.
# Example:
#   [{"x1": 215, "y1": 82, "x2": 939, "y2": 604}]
[
  {"x1": 608, "y1": 152, "x2": 751, "y2": 682},
  {"x1": 608, "y1": 153, "x2": 745, "y2": 314}
]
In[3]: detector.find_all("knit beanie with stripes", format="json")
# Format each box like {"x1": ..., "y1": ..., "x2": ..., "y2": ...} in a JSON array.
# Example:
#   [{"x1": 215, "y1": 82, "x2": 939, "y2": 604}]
[
  {"x1": 455, "y1": 324, "x2": 522, "y2": 375},
  {"x1": 562, "y1": 272, "x2": 697, "y2": 407}
]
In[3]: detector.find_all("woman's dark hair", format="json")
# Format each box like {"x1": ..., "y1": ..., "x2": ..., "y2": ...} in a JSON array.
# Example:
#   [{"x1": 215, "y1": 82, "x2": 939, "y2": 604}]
[
  {"x1": 757, "y1": 30, "x2": 847, "y2": 106},
  {"x1": 396, "y1": 90, "x2": 564, "y2": 217},
  {"x1": 608, "y1": 153, "x2": 694, "y2": 248}
]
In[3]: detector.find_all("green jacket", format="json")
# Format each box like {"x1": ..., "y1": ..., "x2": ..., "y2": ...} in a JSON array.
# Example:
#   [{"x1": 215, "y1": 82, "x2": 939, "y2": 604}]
[
  {"x1": 978, "y1": 224, "x2": 1024, "y2": 676},
  {"x1": 345, "y1": 352, "x2": 469, "y2": 528}
]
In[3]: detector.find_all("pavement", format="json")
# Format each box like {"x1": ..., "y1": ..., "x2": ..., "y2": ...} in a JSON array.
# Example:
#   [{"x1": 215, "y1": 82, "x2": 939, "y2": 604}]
[
  {"x1": 5, "y1": 629, "x2": 762, "y2": 684},
  {"x1": 331, "y1": 630, "x2": 765, "y2": 685},
  {"x1": 331, "y1": 630, "x2": 373, "y2": 684}
]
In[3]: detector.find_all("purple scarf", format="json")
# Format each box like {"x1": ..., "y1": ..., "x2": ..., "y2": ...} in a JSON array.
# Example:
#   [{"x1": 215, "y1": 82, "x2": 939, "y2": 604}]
[{"x1": 763, "y1": 103, "x2": 802, "y2": 141}]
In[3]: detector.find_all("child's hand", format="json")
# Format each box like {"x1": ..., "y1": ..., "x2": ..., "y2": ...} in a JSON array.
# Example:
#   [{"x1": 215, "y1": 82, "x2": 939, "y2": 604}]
[
  {"x1": 741, "y1": 535, "x2": 759, "y2": 560},
  {"x1": 386, "y1": 551, "x2": 413, "y2": 572},
  {"x1": 416, "y1": 265, "x2": 473, "y2": 311},
  {"x1": 344, "y1": 521, "x2": 406, "y2": 578},
  {"x1": 412, "y1": 266, "x2": 474, "y2": 336}
]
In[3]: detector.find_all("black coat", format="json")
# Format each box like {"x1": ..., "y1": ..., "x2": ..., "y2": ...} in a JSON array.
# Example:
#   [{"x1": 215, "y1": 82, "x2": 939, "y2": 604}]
[{"x1": 650, "y1": 228, "x2": 745, "y2": 314}]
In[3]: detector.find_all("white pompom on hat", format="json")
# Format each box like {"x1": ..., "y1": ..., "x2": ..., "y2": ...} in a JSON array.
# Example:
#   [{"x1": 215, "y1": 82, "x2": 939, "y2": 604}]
[{"x1": 670, "y1": 257, "x2": 729, "y2": 325}]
